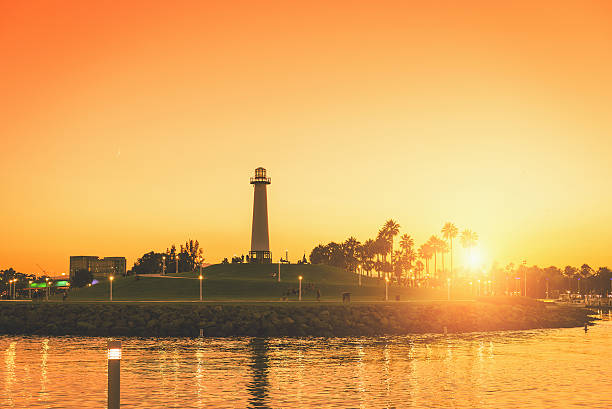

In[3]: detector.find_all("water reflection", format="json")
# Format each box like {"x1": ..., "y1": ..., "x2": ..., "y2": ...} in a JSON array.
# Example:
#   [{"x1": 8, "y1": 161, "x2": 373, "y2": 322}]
[
  {"x1": 247, "y1": 338, "x2": 270, "y2": 409},
  {"x1": 0, "y1": 320, "x2": 611, "y2": 408}
]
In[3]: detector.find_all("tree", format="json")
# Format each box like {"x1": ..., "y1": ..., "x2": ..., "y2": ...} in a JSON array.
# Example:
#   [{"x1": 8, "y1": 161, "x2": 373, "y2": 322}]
[
  {"x1": 342, "y1": 237, "x2": 361, "y2": 272},
  {"x1": 383, "y1": 219, "x2": 400, "y2": 267},
  {"x1": 441, "y1": 222, "x2": 459, "y2": 278},
  {"x1": 71, "y1": 268, "x2": 93, "y2": 288},
  {"x1": 131, "y1": 251, "x2": 165, "y2": 275}
]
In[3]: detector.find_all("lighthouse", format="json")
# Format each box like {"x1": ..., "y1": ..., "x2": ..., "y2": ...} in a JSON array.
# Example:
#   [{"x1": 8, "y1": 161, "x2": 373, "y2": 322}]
[{"x1": 249, "y1": 167, "x2": 272, "y2": 263}]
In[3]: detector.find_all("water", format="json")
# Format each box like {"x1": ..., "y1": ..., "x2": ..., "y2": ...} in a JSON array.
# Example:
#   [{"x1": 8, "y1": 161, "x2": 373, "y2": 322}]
[{"x1": 2, "y1": 311, "x2": 610, "y2": 408}]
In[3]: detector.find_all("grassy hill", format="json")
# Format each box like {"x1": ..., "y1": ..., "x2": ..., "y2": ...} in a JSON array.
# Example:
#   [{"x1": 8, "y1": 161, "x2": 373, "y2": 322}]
[{"x1": 64, "y1": 263, "x2": 445, "y2": 302}]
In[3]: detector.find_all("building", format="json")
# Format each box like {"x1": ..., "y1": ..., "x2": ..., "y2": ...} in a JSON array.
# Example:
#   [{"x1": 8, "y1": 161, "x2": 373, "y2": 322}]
[
  {"x1": 249, "y1": 167, "x2": 272, "y2": 263},
  {"x1": 69, "y1": 256, "x2": 126, "y2": 278}
]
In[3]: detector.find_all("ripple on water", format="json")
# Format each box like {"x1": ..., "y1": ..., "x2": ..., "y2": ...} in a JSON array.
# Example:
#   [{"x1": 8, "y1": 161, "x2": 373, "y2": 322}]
[{"x1": 0, "y1": 318, "x2": 610, "y2": 408}]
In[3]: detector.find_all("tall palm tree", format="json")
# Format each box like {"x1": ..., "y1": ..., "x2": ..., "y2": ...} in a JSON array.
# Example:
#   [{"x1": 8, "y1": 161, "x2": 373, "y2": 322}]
[
  {"x1": 427, "y1": 235, "x2": 443, "y2": 278},
  {"x1": 418, "y1": 244, "x2": 433, "y2": 277},
  {"x1": 383, "y1": 219, "x2": 400, "y2": 263},
  {"x1": 399, "y1": 234, "x2": 414, "y2": 253},
  {"x1": 460, "y1": 229, "x2": 478, "y2": 269},
  {"x1": 441, "y1": 222, "x2": 459, "y2": 278}
]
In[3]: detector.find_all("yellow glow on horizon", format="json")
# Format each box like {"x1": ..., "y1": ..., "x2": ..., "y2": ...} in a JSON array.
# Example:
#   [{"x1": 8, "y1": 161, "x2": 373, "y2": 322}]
[{"x1": 1, "y1": 2, "x2": 612, "y2": 273}]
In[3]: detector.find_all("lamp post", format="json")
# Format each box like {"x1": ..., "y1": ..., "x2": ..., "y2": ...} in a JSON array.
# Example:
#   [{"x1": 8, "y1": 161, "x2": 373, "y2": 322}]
[
  {"x1": 358, "y1": 264, "x2": 362, "y2": 287},
  {"x1": 469, "y1": 281, "x2": 473, "y2": 297},
  {"x1": 522, "y1": 260, "x2": 527, "y2": 297},
  {"x1": 385, "y1": 276, "x2": 389, "y2": 301},
  {"x1": 107, "y1": 340, "x2": 121, "y2": 409},
  {"x1": 278, "y1": 261, "x2": 281, "y2": 282},
  {"x1": 162, "y1": 256, "x2": 166, "y2": 276},
  {"x1": 109, "y1": 276, "x2": 114, "y2": 301},
  {"x1": 487, "y1": 280, "x2": 492, "y2": 296},
  {"x1": 175, "y1": 252, "x2": 179, "y2": 274},
  {"x1": 29, "y1": 280, "x2": 32, "y2": 299},
  {"x1": 285, "y1": 249, "x2": 289, "y2": 264},
  {"x1": 199, "y1": 275, "x2": 203, "y2": 301},
  {"x1": 298, "y1": 276, "x2": 302, "y2": 301},
  {"x1": 447, "y1": 277, "x2": 451, "y2": 301},
  {"x1": 45, "y1": 278, "x2": 49, "y2": 301},
  {"x1": 9, "y1": 279, "x2": 13, "y2": 299},
  {"x1": 477, "y1": 279, "x2": 481, "y2": 297}
]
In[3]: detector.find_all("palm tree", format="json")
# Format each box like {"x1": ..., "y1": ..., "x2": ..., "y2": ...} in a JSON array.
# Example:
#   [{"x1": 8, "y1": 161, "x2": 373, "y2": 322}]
[
  {"x1": 427, "y1": 236, "x2": 443, "y2": 278},
  {"x1": 383, "y1": 219, "x2": 400, "y2": 263},
  {"x1": 460, "y1": 229, "x2": 478, "y2": 269},
  {"x1": 418, "y1": 244, "x2": 433, "y2": 277},
  {"x1": 441, "y1": 222, "x2": 459, "y2": 278}
]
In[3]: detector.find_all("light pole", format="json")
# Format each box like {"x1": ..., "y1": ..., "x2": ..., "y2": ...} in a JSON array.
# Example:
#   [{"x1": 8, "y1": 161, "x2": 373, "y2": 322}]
[
  {"x1": 447, "y1": 278, "x2": 451, "y2": 301},
  {"x1": 199, "y1": 274, "x2": 203, "y2": 301},
  {"x1": 29, "y1": 280, "x2": 32, "y2": 299},
  {"x1": 278, "y1": 261, "x2": 281, "y2": 282},
  {"x1": 285, "y1": 249, "x2": 289, "y2": 263},
  {"x1": 469, "y1": 281, "x2": 473, "y2": 297},
  {"x1": 162, "y1": 256, "x2": 166, "y2": 276},
  {"x1": 9, "y1": 279, "x2": 13, "y2": 299},
  {"x1": 175, "y1": 252, "x2": 179, "y2": 274},
  {"x1": 385, "y1": 276, "x2": 389, "y2": 301},
  {"x1": 522, "y1": 260, "x2": 527, "y2": 297},
  {"x1": 45, "y1": 278, "x2": 49, "y2": 301},
  {"x1": 298, "y1": 275, "x2": 302, "y2": 301},
  {"x1": 477, "y1": 279, "x2": 481, "y2": 297},
  {"x1": 109, "y1": 276, "x2": 114, "y2": 301},
  {"x1": 358, "y1": 264, "x2": 362, "y2": 287},
  {"x1": 107, "y1": 340, "x2": 121, "y2": 409},
  {"x1": 487, "y1": 280, "x2": 492, "y2": 296}
]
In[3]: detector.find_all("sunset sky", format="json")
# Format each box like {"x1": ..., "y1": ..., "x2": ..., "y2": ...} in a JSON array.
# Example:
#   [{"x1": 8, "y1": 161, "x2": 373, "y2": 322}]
[{"x1": 1, "y1": 1, "x2": 611, "y2": 274}]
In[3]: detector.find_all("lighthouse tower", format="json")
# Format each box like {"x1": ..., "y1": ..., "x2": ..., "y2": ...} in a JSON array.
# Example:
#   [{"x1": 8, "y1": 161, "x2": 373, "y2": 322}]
[{"x1": 249, "y1": 167, "x2": 272, "y2": 263}]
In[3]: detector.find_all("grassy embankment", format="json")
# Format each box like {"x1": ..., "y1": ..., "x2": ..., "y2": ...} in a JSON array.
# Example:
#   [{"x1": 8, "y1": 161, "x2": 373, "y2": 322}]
[{"x1": 64, "y1": 263, "x2": 446, "y2": 302}]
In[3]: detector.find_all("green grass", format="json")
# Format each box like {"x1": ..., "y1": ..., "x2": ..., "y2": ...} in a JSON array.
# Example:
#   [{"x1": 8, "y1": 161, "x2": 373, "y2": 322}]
[{"x1": 64, "y1": 263, "x2": 446, "y2": 302}]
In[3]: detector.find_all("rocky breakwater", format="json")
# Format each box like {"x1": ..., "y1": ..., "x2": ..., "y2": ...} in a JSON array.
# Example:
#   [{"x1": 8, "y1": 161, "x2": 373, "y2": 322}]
[{"x1": 0, "y1": 298, "x2": 594, "y2": 337}]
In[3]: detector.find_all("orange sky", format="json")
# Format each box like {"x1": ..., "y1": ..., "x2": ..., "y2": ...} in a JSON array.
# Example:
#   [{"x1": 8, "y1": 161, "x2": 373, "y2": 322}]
[{"x1": 1, "y1": 1, "x2": 611, "y2": 274}]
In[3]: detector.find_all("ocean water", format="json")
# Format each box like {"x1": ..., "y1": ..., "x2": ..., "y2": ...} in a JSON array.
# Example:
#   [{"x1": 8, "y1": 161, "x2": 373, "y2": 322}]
[{"x1": 1, "y1": 311, "x2": 610, "y2": 408}]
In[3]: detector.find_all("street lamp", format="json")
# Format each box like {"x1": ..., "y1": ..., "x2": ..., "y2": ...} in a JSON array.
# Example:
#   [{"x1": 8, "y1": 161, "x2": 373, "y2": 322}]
[
  {"x1": 199, "y1": 275, "x2": 203, "y2": 301},
  {"x1": 487, "y1": 280, "x2": 492, "y2": 296},
  {"x1": 278, "y1": 260, "x2": 281, "y2": 282},
  {"x1": 385, "y1": 276, "x2": 389, "y2": 301},
  {"x1": 358, "y1": 264, "x2": 362, "y2": 287},
  {"x1": 29, "y1": 280, "x2": 32, "y2": 299},
  {"x1": 447, "y1": 277, "x2": 451, "y2": 301},
  {"x1": 298, "y1": 275, "x2": 302, "y2": 301},
  {"x1": 162, "y1": 256, "x2": 166, "y2": 276},
  {"x1": 45, "y1": 278, "x2": 49, "y2": 301},
  {"x1": 109, "y1": 276, "x2": 114, "y2": 301},
  {"x1": 285, "y1": 249, "x2": 289, "y2": 263},
  {"x1": 175, "y1": 252, "x2": 179, "y2": 274}
]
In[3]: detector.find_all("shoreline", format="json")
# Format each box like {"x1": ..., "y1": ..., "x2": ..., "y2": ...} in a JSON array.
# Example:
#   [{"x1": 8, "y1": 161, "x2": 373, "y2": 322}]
[{"x1": 0, "y1": 299, "x2": 597, "y2": 337}]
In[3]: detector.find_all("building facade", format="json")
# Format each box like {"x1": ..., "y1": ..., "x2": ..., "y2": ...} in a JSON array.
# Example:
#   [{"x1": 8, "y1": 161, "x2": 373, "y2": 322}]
[{"x1": 70, "y1": 256, "x2": 126, "y2": 278}]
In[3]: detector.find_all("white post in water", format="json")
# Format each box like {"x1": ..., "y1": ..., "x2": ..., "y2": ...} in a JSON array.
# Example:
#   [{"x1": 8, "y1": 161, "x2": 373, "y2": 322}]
[
  {"x1": 385, "y1": 276, "x2": 389, "y2": 301},
  {"x1": 298, "y1": 276, "x2": 302, "y2": 301},
  {"x1": 109, "y1": 276, "x2": 114, "y2": 301},
  {"x1": 199, "y1": 275, "x2": 203, "y2": 301},
  {"x1": 107, "y1": 340, "x2": 121, "y2": 409}
]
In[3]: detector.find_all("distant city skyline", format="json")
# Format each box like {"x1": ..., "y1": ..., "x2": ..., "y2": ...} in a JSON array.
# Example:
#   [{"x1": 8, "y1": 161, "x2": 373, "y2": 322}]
[{"x1": 2, "y1": 1, "x2": 611, "y2": 274}]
